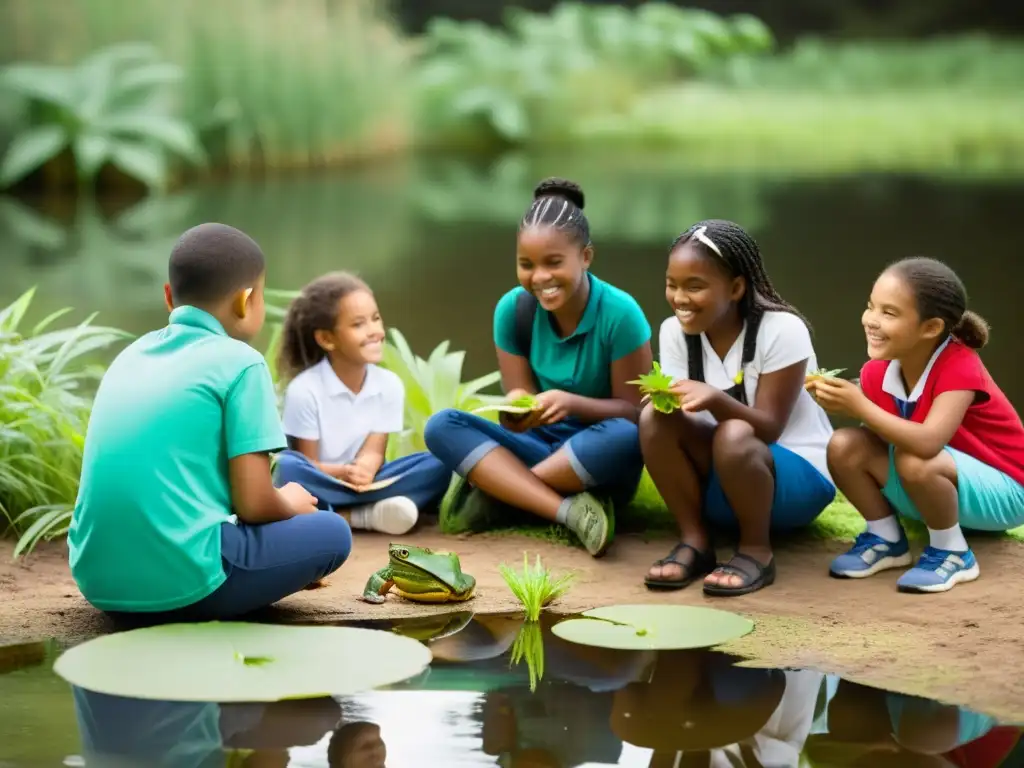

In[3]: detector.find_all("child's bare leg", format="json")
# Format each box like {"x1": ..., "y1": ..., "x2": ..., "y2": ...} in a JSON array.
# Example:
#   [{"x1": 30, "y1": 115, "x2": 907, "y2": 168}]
[
  {"x1": 638, "y1": 404, "x2": 716, "y2": 586},
  {"x1": 466, "y1": 448, "x2": 565, "y2": 520},
  {"x1": 703, "y1": 420, "x2": 775, "y2": 590},
  {"x1": 828, "y1": 428, "x2": 913, "y2": 578}
]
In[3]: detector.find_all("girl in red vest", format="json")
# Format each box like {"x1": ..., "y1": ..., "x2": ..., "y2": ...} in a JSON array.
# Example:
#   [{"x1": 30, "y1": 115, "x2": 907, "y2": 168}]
[{"x1": 810, "y1": 257, "x2": 1024, "y2": 593}]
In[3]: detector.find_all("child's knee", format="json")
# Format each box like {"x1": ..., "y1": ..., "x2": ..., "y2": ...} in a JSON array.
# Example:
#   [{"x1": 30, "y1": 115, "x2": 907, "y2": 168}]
[
  {"x1": 423, "y1": 408, "x2": 462, "y2": 453},
  {"x1": 892, "y1": 448, "x2": 937, "y2": 486},
  {"x1": 827, "y1": 428, "x2": 873, "y2": 469},
  {"x1": 317, "y1": 512, "x2": 353, "y2": 568},
  {"x1": 711, "y1": 419, "x2": 765, "y2": 469},
  {"x1": 272, "y1": 449, "x2": 308, "y2": 485},
  {"x1": 638, "y1": 402, "x2": 671, "y2": 443}
]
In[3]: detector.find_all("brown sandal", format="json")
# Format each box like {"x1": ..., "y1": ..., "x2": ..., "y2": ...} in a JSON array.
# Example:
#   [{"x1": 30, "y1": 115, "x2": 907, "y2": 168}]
[
  {"x1": 702, "y1": 552, "x2": 776, "y2": 597},
  {"x1": 644, "y1": 542, "x2": 717, "y2": 590}
]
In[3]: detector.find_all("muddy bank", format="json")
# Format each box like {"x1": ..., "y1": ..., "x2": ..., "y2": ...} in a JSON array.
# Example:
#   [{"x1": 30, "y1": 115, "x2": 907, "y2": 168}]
[{"x1": 2, "y1": 530, "x2": 1023, "y2": 721}]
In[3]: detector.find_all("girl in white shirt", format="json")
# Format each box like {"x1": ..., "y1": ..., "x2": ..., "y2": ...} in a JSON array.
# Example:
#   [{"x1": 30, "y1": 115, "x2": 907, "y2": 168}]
[
  {"x1": 272, "y1": 272, "x2": 452, "y2": 535},
  {"x1": 640, "y1": 219, "x2": 836, "y2": 596}
]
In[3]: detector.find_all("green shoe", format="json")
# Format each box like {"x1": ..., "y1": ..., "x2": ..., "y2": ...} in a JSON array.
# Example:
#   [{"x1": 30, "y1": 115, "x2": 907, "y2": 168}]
[
  {"x1": 565, "y1": 492, "x2": 614, "y2": 557},
  {"x1": 438, "y1": 474, "x2": 508, "y2": 534}
]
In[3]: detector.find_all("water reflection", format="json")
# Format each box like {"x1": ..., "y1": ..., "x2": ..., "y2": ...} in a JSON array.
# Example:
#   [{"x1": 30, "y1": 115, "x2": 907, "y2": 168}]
[{"x1": 22, "y1": 614, "x2": 1014, "y2": 767}]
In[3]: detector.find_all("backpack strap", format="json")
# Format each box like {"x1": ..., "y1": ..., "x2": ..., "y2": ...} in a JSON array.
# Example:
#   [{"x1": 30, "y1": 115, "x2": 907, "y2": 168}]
[{"x1": 513, "y1": 290, "x2": 537, "y2": 359}]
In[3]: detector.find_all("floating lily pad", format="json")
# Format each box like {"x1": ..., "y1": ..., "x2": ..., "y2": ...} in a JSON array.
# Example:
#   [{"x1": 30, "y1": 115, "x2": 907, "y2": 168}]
[
  {"x1": 53, "y1": 622, "x2": 432, "y2": 702},
  {"x1": 551, "y1": 605, "x2": 753, "y2": 650}
]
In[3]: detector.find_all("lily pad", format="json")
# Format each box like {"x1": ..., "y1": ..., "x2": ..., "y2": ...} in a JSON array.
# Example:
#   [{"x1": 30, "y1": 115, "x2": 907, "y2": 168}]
[
  {"x1": 53, "y1": 622, "x2": 432, "y2": 702},
  {"x1": 551, "y1": 605, "x2": 753, "y2": 650}
]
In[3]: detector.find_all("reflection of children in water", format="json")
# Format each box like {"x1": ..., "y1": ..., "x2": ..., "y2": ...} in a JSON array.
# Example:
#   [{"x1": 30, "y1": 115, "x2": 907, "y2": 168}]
[
  {"x1": 806, "y1": 679, "x2": 1022, "y2": 768},
  {"x1": 609, "y1": 648, "x2": 824, "y2": 766},
  {"x1": 326, "y1": 720, "x2": 386, "y2": 768}
]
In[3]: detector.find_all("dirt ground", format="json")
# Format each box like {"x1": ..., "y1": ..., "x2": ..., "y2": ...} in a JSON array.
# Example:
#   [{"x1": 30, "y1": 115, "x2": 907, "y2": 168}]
[{"x1": 3, "y1": 530, "x2": 1024, "y2": 722}]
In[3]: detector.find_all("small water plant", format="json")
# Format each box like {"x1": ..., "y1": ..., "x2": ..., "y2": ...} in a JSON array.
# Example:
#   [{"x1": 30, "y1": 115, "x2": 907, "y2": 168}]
[
  {"x1": 509, "y1": 621, "x2": 545, "y2": 692},
  {"x1": 498, "y1": 553, "x2": 576, "y2": 621},
  {"x1": 627, "y1": 362, "x2": 680, "y2": 413}
]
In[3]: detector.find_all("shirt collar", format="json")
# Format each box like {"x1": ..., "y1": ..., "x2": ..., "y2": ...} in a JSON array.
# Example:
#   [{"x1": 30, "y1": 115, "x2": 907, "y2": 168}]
[
  {"x1": 552, "y1": 272, "x2": 602, "y2": 342},
  {"x1": 882, "y1": 336, "x2": 951, "y2": 403},
  {"x1": 168, "y1": 305, "x2": 228, "y2": 336},
  {"x1": 317, "y1": 357, "x2": 382, "y2": 399}
]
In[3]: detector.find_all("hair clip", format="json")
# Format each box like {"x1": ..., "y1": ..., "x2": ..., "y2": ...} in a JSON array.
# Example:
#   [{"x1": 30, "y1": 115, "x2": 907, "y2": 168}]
[{"x1": 693, "y1": 225, "x2": 723, "y2": 258}]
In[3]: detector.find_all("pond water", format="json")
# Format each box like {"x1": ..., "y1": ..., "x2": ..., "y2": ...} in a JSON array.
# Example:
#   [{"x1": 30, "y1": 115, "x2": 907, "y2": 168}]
[
  {"x1": 2, "y1": 151, "x2": 1022, "y2": 407},
  {"x1": 1, "y1": 613, "x2": 1021, "y2": 766}
]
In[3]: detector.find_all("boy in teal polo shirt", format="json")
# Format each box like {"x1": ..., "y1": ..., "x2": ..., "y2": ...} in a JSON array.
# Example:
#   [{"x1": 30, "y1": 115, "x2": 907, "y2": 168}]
[
  {"x1": 68, "y1": 223, "x2": 352, "y2": 621},
  {"x1": 424, "y1": 178, "x2": 653, "y2": 557}
]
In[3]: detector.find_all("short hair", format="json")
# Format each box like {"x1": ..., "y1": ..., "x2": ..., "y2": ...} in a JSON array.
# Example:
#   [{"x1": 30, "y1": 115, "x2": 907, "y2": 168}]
[{"x1": 168, "y1": 222, "x2": 266, "y2": 305}]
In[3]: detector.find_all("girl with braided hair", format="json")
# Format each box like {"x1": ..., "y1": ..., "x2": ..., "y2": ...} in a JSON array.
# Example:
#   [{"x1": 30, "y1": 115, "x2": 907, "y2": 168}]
[
  {"x1": 641, "y1": 219, "x2": 836, "y2": 596},
  {"x1": 813, "y1": 257, "x2": 1024, "y2": 593},
  {"x1": 425, "y1": 178, "x2": 653, "y2": 558},
  {"x1": 272, "y1": 272, "x2": 452, "y2": 535}
]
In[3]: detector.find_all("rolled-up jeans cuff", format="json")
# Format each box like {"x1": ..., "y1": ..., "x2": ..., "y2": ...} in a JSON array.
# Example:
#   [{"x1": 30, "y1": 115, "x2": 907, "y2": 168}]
[
  {"x1": 457, "y1": 439, "x2": 500, "y2": 476},
  {"x1": 564, "y1": 442, "x2": 597, "y2": 488}
]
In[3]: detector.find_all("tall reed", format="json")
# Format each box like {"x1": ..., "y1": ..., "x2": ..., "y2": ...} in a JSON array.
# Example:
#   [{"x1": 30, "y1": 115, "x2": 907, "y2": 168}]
[{"x1": 1, "y1": 0, "x2": 414, "y2": 172}]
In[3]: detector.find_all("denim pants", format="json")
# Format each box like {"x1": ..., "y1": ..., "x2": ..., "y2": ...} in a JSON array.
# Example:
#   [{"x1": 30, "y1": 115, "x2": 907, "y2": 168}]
[
  {"x1": 105, "y1": 512, "x2": 351, "y2": 624},
  {"x1": 272, "y1": 449, "x2": 452, "y2": 511},
  {"x1": 423, "y1": 408, "x2": 644, "y2": 506}
]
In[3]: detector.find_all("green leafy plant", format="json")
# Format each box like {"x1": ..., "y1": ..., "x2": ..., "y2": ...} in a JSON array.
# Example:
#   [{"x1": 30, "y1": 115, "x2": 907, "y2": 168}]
[
  {"x1": 471, "y1": 392, "x2": 539, "y2": 415},
  {"x1": 499, "y1": 553, "x2": 576, "y2": 622},
  {"x1": 806, "y1": 367, "x2": 847, "y2": 380},
  {"x1": 379, "y1": 328, "x2": 504, "y2": 459},
  {"x1": 0, "y1": 42, "x2": 205, "y2": 191},
  {"x1": 628, "y1": 361, "x2": 680, "y2": 414},
  {"x1": 1, "y1": 288, "x2": 132, "y2": 557}
]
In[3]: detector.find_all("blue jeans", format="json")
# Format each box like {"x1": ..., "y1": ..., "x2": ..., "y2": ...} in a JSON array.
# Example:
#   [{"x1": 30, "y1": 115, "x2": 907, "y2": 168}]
[
  {"x1": 105, "y1": 512, "x2": 351, "y2": 624},
  {"x1": 423, "y1": 409, "x2": 644, "y2": 506},
  {"x1": 272, "y1": 449, "x2": 452, "y2": 511}
]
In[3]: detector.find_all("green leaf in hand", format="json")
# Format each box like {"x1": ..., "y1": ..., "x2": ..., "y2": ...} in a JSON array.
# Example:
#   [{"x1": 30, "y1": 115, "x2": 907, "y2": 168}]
[
  {"x1": 471, "y1": 392, "x2": 540, "y2": 415},
  {"x1": 627, "y1": 362, "x2": 681, "y2": 413}
]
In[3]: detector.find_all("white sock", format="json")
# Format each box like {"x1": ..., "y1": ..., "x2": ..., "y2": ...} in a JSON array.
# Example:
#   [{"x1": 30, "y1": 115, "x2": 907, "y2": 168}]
[
  {"x1": 348, "y1": 497, "x2": 419, "y2": 535},
  {"x1": 866, "y1": 515, "x2": 903, "y2": 543},
  {"x1": 555, "y1": 497, "x2": 572, "y2": 525},
  {"x1": 928, "y1": 524, "x2": 969, "y2": 552}
]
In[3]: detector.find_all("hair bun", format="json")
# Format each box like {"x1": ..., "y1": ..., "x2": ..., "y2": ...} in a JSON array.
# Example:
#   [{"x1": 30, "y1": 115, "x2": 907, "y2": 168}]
[{"x1": 533, "y1": 177, "x2": 585, "y2": 210}]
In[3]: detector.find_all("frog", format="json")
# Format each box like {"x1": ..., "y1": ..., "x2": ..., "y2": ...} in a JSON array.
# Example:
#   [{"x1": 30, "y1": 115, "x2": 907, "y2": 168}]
[{"x1": 361, "y1": 543, "x2": 476, "y2": 604}]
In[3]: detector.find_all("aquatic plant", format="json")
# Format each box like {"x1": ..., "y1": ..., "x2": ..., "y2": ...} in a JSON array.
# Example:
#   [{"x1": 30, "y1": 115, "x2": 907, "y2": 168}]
[
  {"x1": 1, "y1": 288, "x2": 132, "y2": 556},
  {"x1": 509, "y1": 620, "x2": 545, "y2": 692},
  {"x1": 0, "y1": 43, "x2": 205, "y2": 192},
  {"x1": 53, "y1": 622, "x2": 431, "y2": 701},
  {"x1": 628, "y1": 362, "x2": 680, "y2": 414},
  {"x1": 1, "y1": 0, "x2": 413, "y2": 174},
  {"x1": 499, "y1": 553, "x2": 576, "y2": 622},
  {"x1": 552, "y1": 604, "x2": 753, "y2": 650},
  {"x1": 415, "y1": 2, "x2": 774, "y2": 147}
]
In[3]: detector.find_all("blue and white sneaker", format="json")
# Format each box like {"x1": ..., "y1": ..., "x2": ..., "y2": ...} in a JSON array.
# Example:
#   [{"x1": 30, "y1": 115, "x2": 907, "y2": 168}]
[
  {"x1": 829, "y1": 531, "x2": 913, "y2": 578},
  {"x1": 896, "y1": 546, "x2": 980, "y2": 593}
]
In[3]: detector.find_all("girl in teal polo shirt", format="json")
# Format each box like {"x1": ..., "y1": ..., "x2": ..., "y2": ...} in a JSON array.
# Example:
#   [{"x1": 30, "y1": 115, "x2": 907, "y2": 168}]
[{"x1": 424, "y1": 178, "x2": 653, "y2": 557}]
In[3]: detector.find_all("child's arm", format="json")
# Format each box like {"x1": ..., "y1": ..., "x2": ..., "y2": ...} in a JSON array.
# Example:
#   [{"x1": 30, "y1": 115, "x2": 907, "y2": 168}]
[
  {"x1": 287, "y1": 437, "x2": 358, "y2": 482},
  {"x1": 816, "y1": 378, "x2": 974, "y2": 459},
  {"x1": 229, "y1": 453, "x2": 317, "y2": 523},
  {"x1": 699, "y1": 359, "x2": 808, "y2": 444},
  {"x1": 351, "y1": 434, "x2": 388, "y2": 477},
  {"x1": 228, "y1": 361, "x2": 317, "y2": 522}
]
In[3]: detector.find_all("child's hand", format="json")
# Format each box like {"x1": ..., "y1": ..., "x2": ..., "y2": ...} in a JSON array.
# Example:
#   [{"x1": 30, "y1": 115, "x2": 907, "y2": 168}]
[
  {"x1": 811, "y1": 377, "x2": 868, "y2": 419},
  {"x1": 338, "y1": 464, "x2": 375, "y2": 487},
  {"x1": 278, "y1": 482, "x2": 318, "y2": 515},
  {"x1": 533, "y1": 390, "x2": 575, "y2": 425},
  {"x1": 670, "y1": 380, "x2": 722, "y2": 414}
]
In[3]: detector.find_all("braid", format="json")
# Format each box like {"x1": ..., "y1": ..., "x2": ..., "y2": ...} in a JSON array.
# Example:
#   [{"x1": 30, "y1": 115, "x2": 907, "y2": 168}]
[
  {"x1": 520, "y1": 177, "x2": 591, "y2": 246},
  {"x1": 276, "y1": 271, "x2": 370, "y2": 384},
  {"x1": 671, "y1": 219, "x2": 809, "y2": 380}
]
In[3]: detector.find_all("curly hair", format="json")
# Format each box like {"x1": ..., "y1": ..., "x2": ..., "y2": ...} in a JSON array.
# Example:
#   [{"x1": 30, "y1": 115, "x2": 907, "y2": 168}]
[{"x1": 276, "y1": 271, "x2": 370, "y2": 384}]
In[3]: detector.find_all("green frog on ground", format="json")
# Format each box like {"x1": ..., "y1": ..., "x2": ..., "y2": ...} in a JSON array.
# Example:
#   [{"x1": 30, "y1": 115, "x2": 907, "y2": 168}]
[{"x1": 361, "y1": 543, "x2": 477, "y2": 604}]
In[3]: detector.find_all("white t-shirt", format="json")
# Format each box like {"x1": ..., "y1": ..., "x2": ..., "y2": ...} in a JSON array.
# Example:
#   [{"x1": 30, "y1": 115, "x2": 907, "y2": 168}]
[
  {"x1": 658, "y1": 311, "x2": 834, "y2": 482},
  {"x1": 281, "y1": 358, "x2": 404, "y2": 465}
]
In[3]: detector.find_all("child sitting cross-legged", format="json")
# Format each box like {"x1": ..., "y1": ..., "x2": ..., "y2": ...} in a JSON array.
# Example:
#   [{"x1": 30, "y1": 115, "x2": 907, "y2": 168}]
[
  {"x1": 68, "y1": 223, "x2": 352, "y2": 623},
  {"x1": 272, "y1": 272, "x2": 452, "y2": 534},
  {"x1": 813, "y1": 257, "x2": 1024, "y2": 593}
]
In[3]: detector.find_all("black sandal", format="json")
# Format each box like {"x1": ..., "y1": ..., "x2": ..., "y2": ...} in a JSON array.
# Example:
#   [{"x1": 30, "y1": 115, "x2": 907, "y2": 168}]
[
  {"x1": 702, "y1": 552, "x2": 776, "y2": 597},
  {"x1": 644, "y1": 542, "x2": 717, "y2": 590}
]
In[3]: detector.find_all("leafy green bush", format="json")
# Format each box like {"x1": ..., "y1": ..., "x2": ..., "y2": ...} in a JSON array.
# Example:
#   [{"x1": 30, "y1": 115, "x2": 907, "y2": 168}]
[
  {"x1": 0, "y1": 43, "x2": 205, "y2": 191},
  {"x1": 1, "y1": 0, "x2": 414, "y2": 172},
  {"x1": 2, "y1": 289, "x2": 132, "y2": 557},
  {"x1": 414, "y1": 2, "x2": 774, "y2": 146}
]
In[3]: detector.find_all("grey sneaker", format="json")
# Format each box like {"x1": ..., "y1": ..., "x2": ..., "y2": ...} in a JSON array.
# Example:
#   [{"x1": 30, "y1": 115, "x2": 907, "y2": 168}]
[{"x1": 565, "y1": 492, "x2": 613, "y2": 557}]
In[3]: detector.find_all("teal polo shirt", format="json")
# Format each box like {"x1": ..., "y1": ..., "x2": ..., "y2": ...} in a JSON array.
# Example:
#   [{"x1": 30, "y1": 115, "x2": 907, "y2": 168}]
[
  {"x1": 68, "y1": 306, "x2": 286, "y2": 612},
  {"x1": 493, "y1": 273, "x2": 651, "y2": 399}
]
